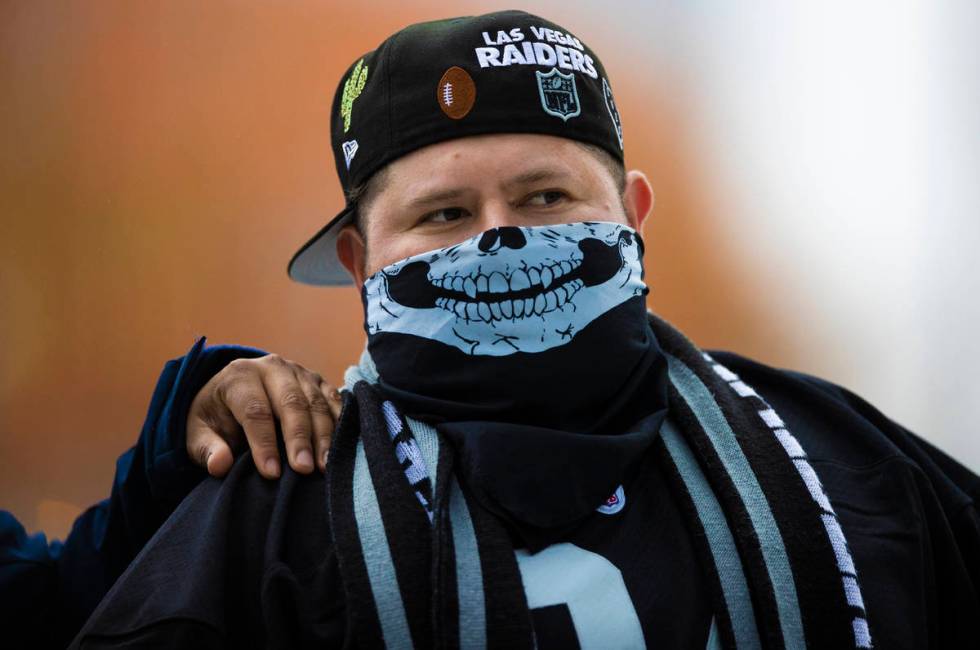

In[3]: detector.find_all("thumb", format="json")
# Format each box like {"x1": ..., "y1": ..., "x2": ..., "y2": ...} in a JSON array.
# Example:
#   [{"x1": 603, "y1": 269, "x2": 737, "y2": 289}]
[{"x1": 187, "y1": 422, "x2": 235, "y2": 477}]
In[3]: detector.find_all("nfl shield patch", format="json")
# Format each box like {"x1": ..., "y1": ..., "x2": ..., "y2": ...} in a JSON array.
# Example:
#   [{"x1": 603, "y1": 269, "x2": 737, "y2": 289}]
[{"x1": 535, "y1": 68, "x2": 581, "y2": 121}]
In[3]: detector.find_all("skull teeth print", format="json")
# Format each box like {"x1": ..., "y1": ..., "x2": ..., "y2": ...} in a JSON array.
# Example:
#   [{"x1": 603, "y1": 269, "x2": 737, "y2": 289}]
[
  {"x1": 433, "y1": 279, "x2": 585, "y2": 323},
  {"x1": 429, "y1": 256, "x2": 583, "y2": 297}
]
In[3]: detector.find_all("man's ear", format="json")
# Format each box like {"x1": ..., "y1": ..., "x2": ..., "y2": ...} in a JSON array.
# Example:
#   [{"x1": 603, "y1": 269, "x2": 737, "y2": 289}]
[
  {"x1": 621, "y1": 170, "x2": 655, "y2": 236},
  {"x1": 336, "y1": 223, "x2": 368, "y2": 289}
]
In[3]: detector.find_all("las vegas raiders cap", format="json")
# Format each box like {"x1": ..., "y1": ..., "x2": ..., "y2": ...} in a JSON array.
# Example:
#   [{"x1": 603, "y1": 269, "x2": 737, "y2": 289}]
[{"x1": 288, "y1": 9, "x2": 625, "y2": 286}]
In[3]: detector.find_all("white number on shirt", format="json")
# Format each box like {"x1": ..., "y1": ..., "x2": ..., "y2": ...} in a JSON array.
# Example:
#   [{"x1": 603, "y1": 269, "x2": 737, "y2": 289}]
[{"x1": 515, "y1": 542, "x2": 645, "y2": 649}]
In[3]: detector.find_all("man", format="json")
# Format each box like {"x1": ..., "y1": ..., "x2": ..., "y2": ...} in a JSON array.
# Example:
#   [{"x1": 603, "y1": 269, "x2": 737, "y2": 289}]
[{"x1": 4, "y1": 9, "x2": 979, "y2": 649}]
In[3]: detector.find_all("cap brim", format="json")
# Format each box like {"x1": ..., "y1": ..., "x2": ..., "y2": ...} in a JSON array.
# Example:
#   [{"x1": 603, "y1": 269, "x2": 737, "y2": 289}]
[{"x1": 287, "y1": 206, "x2": 356, "y2": 286}]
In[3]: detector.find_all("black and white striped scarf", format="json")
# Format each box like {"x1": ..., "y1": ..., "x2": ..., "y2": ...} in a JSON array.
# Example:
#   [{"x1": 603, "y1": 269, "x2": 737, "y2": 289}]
[{"x1": 327, "y1": 313, "x2": 872, "y2": 649}]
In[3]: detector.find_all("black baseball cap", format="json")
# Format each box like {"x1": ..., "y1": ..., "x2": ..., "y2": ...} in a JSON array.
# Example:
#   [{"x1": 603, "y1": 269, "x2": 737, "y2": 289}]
[{"x1": 288, "y1": 9, "x2": 625, "y2": 286}]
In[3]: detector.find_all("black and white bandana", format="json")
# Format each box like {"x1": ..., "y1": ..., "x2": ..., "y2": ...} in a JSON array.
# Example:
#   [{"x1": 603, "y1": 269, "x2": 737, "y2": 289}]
[
  {"x1": 363, "y1": 221, "x2": 645, "y2": 356},
  {"x1": 361, "y1": 221, "x2": 666, "y2": 434}
]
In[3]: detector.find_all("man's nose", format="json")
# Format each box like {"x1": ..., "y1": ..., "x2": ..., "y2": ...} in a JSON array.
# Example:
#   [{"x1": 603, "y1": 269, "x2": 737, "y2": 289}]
[{"x1": 478, "y1": 226, "x2": 526, "y2": 252}]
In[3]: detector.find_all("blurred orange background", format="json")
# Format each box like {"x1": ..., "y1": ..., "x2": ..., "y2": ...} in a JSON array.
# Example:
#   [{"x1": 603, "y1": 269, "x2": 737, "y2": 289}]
[{"x1": 2, "y1": 1, "x2": 978, "y2": 539}]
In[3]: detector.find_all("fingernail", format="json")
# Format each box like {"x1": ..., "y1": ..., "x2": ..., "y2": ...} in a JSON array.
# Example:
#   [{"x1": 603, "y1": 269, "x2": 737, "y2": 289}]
[
  {"x1": 322, "y1": 451, "x2": 329, "y2": 467},
  {"x1": 264, "y1": 458, "x2": 280, "y2": 477},
  {"x1": 297, "y1": 449, "x2": 313, "y2": 469}
]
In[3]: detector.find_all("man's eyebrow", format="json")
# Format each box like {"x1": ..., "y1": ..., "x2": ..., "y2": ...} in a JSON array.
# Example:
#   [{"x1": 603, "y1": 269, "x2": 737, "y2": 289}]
[
  {"x1": 502, "y1": 168, "x2": 572, "y2": 189},
  {"x1": 405, "y1": 188, "x2": 468, "y2": 209},
  {"x1": 404, "y1": 169, "x2": 572, "y2": 208}
]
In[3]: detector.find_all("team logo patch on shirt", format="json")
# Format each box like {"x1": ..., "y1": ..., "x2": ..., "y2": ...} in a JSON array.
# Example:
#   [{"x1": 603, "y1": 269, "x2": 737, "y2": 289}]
[
  {"x1": 437, "y1": 66, "x2": 476, "y2": 120},
  {"x1": 536, "y1": 67, "x2": 581, "y2": 121},
  {"x1": 597, "y1": 485, "x2": 626, "y2": 515}
]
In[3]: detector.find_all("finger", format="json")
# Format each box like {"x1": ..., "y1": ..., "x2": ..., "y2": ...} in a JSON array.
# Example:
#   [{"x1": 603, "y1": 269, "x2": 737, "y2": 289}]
[
  {"x1": 207, "y1": 442, "x2": 235, "y2": 477},
  {"x1": 260, "y1": 357, "x2": 315, "y2": 475},
  {"x1": 295, "y1": 370, "x2": 334, "y2": 472},
  {"x1": 186, "y1": 385, "x2": 243, "y2": 477},
  {"x1": 218, "y1": 363, "x2": 282, "y2": 479},
  {"x1": 187, "y1": 419, "x2": 235, "y2": 476}
]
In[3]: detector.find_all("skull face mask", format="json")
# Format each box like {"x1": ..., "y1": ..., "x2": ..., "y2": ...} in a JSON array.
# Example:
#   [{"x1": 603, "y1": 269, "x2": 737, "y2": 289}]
[
  {"x1": 359, "y1": 221, "x2": 665, "y2": 433},
  {"x1": 363, "y1": 221, "x2": 646, "y2": 355}
]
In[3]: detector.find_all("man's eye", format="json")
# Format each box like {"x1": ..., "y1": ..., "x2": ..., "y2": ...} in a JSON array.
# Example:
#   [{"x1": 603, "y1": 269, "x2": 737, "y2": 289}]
[
  {"x1": 525, "y1": 190, "x2": 567, "y2": 207},
  {"x1": 422, "y1": 208, "x2": 467, "y2": 223}
]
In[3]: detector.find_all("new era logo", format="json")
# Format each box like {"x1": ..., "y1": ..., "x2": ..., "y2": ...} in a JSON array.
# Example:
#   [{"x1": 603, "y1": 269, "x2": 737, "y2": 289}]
[{"x1": 342, "y1": 140, "x2": 359, "y2": 169}]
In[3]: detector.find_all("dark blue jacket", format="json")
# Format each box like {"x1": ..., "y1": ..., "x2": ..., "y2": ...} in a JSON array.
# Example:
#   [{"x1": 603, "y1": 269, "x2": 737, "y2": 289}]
[{"x1": 0, "y1": 338, "x2": 265, "y2": 648}]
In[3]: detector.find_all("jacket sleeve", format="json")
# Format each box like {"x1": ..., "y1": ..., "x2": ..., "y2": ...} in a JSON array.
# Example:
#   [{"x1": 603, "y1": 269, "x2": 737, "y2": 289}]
[{"x1": 0, "y1": 337, "x2": 266, "y2": 648}]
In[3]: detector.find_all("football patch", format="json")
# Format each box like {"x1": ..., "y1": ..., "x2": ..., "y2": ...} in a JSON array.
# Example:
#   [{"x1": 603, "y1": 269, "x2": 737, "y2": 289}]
[{"x1": 437, "y1": 66, "x2": 476, "y2": 120}]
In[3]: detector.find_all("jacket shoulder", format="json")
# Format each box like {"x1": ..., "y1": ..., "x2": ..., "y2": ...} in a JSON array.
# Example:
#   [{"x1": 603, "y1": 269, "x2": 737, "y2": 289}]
[
  {"x1": 706, "y1": 348, "x2": 971, "y2": 480},
  {"x1": 70, "y1": 453, "x2": 343, "y2": 648},
  {"x1": 707, "y1": 350, "x2": 980, "y2": 646}
]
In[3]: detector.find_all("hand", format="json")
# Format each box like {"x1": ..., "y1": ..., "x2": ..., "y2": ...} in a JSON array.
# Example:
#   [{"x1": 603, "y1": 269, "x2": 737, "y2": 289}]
[{"x1": 186, "y1": 354, "x2": 343, "y2": 479}]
